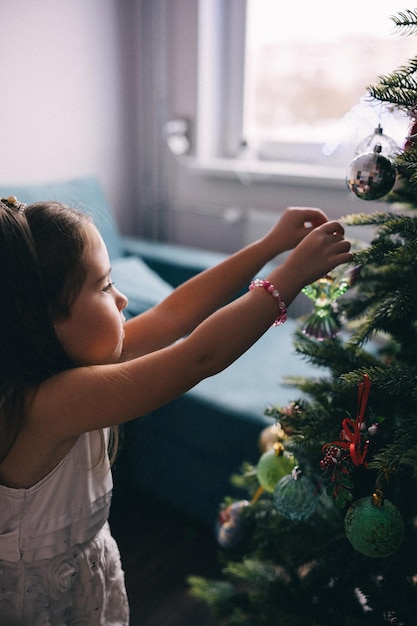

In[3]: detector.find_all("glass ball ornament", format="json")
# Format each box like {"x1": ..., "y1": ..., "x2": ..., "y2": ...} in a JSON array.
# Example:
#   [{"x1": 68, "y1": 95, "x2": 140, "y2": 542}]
[
  {"x1": 346, "y1": 144, "x2": 397, "y2": 201},
  {"x1": 256, "y1": 443, "x2": 296, "y2": 493},
  {"x1": 354, "y1": 124, "x2": 397, "y2": 157},
  {"x1": 273, "y1": 467, "x2": 318, "y2": 521},
  {"x1": 258, "y1": 423, "x2": 287, "y2": 453},
  {"x1": 215, "y1": 500, "x2": 249, "y2": 549},
  {"x1": 344, "y1": 490, "x2": 404, "y2": 558}
]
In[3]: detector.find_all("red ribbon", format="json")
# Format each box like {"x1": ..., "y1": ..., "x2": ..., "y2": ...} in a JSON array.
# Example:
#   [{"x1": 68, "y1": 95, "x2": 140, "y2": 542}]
[{"x1": 324, "y1": 374, "x2": 371, "y2": 467}]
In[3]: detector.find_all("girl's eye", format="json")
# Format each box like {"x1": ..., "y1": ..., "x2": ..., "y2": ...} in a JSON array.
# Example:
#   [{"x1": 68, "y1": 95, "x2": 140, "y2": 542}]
[{"x1": 103, "y1": 281, "x2": 115, "y2": 293}]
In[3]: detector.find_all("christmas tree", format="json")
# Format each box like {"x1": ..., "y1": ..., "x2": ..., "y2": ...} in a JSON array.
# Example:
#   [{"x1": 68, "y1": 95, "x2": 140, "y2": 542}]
[{"x1": 189, "y1": 10, "x2": 417, "y2": 626}]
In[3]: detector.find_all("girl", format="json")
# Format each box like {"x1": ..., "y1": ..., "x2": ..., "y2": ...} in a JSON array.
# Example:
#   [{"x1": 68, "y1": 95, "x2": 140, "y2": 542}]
[{"x1": 0, "y1": 196, "x2": 352, "y2": 625}]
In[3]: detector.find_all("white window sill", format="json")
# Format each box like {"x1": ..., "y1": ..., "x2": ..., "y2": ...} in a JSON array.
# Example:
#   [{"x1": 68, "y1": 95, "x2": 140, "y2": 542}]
[{"x1": 180, "y1": 155, "x2": 347, "y2": 189}]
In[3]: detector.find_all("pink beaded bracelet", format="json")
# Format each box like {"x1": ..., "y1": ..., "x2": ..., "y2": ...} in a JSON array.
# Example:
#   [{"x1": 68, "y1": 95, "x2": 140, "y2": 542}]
[{"x1": 249, "y1": 279, "x2": 287, "y2": 326}]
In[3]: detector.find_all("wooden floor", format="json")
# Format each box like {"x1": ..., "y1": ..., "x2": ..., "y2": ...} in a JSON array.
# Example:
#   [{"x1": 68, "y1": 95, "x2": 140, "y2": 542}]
[{"x1": 109, "y1": 484, "x2": 224, "y2": 626}]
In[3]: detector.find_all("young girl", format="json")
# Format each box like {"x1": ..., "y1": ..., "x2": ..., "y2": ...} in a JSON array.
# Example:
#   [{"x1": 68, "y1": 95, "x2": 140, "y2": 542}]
[{"x1": 0, "y1": 196, "x2": 352, "y2": 625}]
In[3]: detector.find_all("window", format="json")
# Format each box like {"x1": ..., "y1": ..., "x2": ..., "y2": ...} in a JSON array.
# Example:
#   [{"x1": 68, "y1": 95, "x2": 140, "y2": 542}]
[{"x1": 244, "y1": 0, "x2": 415, "y2": 165}]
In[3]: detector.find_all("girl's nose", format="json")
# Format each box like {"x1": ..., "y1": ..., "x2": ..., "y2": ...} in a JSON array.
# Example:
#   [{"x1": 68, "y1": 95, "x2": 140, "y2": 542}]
[{"x1": 115, "y1": 287, "x2": 128, "y2": 312}]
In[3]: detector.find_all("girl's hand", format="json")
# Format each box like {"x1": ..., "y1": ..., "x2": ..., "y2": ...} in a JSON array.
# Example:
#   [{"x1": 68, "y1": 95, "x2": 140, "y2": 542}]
[
  {"x1": 263, "y1": 207, "x2": 329, "y2": 256},
  {"x1": 281, "y1": 220, "x2": 352, "y2": 290}
]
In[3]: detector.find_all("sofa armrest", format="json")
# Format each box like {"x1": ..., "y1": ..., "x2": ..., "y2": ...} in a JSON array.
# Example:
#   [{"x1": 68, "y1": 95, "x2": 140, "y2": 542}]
[
  {"x1": 121, "y1": 236, "x2": 279, "y2": 291},
  {"x1": 121, "y1": 236, "x2": 229, "y2": 287}
]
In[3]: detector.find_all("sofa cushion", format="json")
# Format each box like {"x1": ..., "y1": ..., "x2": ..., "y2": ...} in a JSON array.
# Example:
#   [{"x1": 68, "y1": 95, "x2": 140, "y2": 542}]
[
  {"x1": 111, "y1": 256, "x2": 173, "y2": 316},
  {"x1": 190, "y1": 318, "x2": 314, "y2": 419}
]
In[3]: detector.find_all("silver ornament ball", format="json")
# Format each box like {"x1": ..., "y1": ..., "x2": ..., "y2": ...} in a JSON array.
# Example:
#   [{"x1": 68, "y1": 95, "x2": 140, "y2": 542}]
[{"x1": 346, "y1": 145, "x2": 396, "y2": 201}]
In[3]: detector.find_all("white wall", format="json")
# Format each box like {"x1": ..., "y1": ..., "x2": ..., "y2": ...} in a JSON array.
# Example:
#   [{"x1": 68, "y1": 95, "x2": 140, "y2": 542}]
[{"x1": 0, "y1": 0, "x2": 138, "y2": 232}]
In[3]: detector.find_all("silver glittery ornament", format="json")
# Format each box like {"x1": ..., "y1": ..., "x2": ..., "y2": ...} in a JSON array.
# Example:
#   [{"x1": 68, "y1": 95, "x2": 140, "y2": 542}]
[{"x1": 346, "y1": 144, "x2": 397, "y2": 201}]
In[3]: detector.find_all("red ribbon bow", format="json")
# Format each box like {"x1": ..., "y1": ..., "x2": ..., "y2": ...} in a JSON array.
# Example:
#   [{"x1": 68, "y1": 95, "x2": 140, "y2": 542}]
[{"x1": 324, "y1": 374, "x2": 371, "y2": 467}]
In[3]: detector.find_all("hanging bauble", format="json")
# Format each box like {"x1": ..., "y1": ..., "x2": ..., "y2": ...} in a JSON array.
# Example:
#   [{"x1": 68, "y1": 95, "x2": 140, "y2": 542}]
[
  {"x1": 344, "y1": 490, "x2": 404, "y2": 558},
  {"x1": 354, "y1": 124, "x2": 397, "y2": 157},
  {"x1": 256, "y1": 443, "x2": 296, "y2": 493},
  {"x1": 302, "y1": 274, "x2": 349, "y2": 341},
  {"x1": 215, "y1": 500, "x2": 249, "y2": 549},
  {"x1": 273, "y1": 467, "x2": 318, "y2": 521},
  {"x1": 346, "y1": 144, "x2": 397, "y2": 201},
  {"x1": 258, "y1": 422, "x2": 287, "y2": 453}
]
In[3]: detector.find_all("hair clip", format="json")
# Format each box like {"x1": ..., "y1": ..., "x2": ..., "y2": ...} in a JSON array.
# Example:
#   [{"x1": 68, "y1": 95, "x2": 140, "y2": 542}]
[{"x1": 0, "y1": 195, "x2": 27, "y2": 213}]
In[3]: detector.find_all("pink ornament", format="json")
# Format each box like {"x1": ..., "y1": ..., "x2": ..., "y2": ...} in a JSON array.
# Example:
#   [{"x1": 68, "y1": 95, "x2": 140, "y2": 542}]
[{"x1": 215, "y1": 500, "x2": 249, "y2": 549}]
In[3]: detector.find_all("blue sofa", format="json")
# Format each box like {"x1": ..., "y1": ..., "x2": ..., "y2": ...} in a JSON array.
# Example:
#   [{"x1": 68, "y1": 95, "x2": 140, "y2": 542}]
[{"x1": 0, "y1": 177, "x2": 321, "y2": 524}]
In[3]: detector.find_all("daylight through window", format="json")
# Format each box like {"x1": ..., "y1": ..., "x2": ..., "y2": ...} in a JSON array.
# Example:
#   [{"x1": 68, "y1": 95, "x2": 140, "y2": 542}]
[{"x1": 244, "y1": 1, "x2": 416, "y2": 162}]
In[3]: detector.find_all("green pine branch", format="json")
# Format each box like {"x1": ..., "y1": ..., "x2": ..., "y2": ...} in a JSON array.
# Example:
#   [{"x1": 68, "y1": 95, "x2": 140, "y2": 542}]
[
  {"x1": 391, "y1": 9, "x2": 417, "y2": 35},
  {"x1": 339, "y1": 364, "x2": 417, "y2": 406},
  {"x1": 292, "y1": 330, "x2": 379, "y2": 372},
  {"x1": 396, "y1": 156, "x2": 417, "y2": 186},
  {"x1": 371, "y1": 431, "x2": 417, "y2": 478}
]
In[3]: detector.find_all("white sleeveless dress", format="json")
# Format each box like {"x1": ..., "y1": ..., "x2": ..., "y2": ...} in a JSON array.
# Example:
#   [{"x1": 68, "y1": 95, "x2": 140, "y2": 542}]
[{"x1": 0, "y1": 431, "x2": 129, "y2": 625}]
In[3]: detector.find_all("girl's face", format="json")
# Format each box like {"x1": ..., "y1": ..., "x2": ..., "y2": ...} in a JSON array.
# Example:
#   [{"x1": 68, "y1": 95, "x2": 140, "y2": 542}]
[{"x1": 53, "y1": 223, "x2": 128, "y2": 366}]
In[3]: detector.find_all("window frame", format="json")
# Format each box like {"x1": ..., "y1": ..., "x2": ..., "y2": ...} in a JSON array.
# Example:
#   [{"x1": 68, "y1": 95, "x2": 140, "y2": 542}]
[
  {"x1": 196, "y1": 0, "x2": 247, "y2": 159},
  {"x1": 192, "y1": 0, "x2": 346, "y2": 187},
  {"x1": 190, "y1": 0, "x2": 410, "y2": 189}
]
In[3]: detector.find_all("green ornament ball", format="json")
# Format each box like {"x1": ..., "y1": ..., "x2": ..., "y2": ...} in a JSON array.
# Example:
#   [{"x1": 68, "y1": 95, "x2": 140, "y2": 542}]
[
  {"x1": 344, "y1": 492, "x2": 404, "y2": 558},
  {"x1": 256, "y1": 445, "x2": 296, "y2": 493},
  {"x1": 273, "y1": 467, "x2": 318, "y2": 521}
]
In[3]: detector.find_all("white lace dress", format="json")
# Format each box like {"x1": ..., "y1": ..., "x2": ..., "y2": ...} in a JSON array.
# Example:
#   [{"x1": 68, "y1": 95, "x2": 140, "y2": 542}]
[{"x1": 0, "y1": 431, "x2": 129, "y2": 625}]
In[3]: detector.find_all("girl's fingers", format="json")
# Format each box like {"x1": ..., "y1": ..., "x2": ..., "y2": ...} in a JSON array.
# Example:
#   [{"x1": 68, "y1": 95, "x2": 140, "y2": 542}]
[{"x1": 321, "y1": 220, "x2": 345, "y2": 236}]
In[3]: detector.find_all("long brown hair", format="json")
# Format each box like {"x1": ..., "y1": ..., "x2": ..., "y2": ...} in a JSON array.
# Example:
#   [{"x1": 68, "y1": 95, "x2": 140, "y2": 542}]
[{"x1": 0, "y1": 200, "x2": 118, "y2": 464}]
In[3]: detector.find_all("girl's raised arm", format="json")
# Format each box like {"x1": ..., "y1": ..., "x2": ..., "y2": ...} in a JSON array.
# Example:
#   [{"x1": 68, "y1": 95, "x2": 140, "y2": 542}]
[{"x1": 121, "y1": 207, "x2": 328, "y2": 357}]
